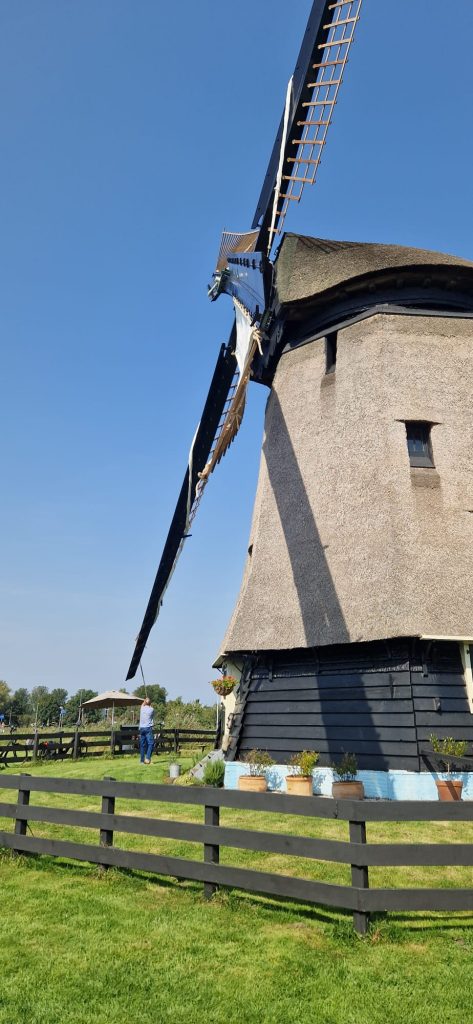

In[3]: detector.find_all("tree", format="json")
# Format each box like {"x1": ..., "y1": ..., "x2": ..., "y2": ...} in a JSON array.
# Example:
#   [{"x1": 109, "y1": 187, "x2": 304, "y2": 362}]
[
  {"x1": 133, "y1": 684, "x2": 167, "y2": 707},
  {"x1": 40, "y1": 688, "x2": 68, "y2": 726},
  {"x1": 0, "y1": 681, "x2": 11, "y2": 716},
  {"x1": 164, "y1": 697, "x2": 216, "y2": 731},
  {"x1": 65, "y1": 690, "x2": 100, "y2": 725},
  {"x1": 9, "y1": 688, "x2": 31, "y2": 726},
  {"x1": 30, "y1": 686, "x2": 50, "y2": 726}
]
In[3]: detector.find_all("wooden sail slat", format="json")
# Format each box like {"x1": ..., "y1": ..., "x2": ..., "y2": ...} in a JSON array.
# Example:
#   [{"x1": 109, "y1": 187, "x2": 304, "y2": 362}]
[
  {"x1": 302, "y1": 98, "x2": 337, "y2": 107},
  {"x1": 287, "y1": 154, "x2": 323, "y2": 166},
  {"x1": 307, "y1": 78, "x2": 342, "y2": 88},
  {"x1": 318, "y1": 37, "x2": 354, "y2": 48},
  {"x1": 282, "y1": 175, "x2": 317, "y2": 184},
  {"x1": 295, "y1": 119, "x2": 331, "y2": 128},
  {"x1": 312, "y1": 58, "x2": 345, "y2": 69},
  {"x1": 324, "y1": 16, "x2": 359, "y2": 29}
]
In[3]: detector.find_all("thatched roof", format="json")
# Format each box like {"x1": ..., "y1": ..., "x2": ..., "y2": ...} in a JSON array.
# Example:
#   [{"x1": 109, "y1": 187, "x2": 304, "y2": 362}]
[{"x1": 275, "y1": 234, "x2": 473, "y2": 305}]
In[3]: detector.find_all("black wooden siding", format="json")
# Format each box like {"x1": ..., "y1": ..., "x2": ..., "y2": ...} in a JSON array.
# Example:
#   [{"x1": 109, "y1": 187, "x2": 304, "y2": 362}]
[{"x1": 232, "y1": 640, "x2": 473, "y2": 771}]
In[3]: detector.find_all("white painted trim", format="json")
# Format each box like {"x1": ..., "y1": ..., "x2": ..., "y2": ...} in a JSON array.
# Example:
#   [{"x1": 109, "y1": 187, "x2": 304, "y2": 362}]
[
  {"x1": 420, "y1": 634, "x2": 473, "y2": 642},
  {"x1": 460, "y1": 642, "x2": 473, "y2": 714},
  {"x1": 420, "y1": 635, "x2": 473, "y2": 714}
]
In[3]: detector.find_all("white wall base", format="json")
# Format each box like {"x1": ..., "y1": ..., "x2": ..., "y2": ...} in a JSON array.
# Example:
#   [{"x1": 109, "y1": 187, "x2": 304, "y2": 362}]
[{"x1": 224, "y1": 762, "x2": 473, "y2": 800}]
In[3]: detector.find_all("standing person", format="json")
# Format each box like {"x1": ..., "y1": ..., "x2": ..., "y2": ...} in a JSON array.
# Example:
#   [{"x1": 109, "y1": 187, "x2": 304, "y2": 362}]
[{"x1": 139, "y1": 697, "x2": 154, "y2": 765}]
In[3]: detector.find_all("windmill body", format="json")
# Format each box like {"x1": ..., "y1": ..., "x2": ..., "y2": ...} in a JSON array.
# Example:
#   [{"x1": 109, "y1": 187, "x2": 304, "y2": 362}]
[{"x1": 217, "y1": 235, "x2": 473, "y2": 783}]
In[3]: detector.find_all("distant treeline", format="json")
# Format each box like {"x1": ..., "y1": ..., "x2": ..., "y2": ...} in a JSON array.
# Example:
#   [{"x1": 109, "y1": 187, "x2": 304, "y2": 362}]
[{"x1": 0, "y1": 680, "x2": 216, "y2": 731}]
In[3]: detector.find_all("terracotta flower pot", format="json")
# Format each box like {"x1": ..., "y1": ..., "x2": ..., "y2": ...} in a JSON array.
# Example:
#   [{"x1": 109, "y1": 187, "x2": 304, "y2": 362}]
[
  {"x1": 332, "y1": 781, "x2": 364, "y2": 800},
  {"x1": 286, "y1": 775, "x2": 313, "y2": 796},
  {"x1": 435, "y1": 779, "x2": 463, "y2": 801},
  {"x1": 238, "y1": 775, "x2": 268, "y2": 792}
]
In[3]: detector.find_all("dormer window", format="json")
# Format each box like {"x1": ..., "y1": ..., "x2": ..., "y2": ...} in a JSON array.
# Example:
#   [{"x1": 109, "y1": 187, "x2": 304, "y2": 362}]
[{"x1": 405, "y1": 421, "x2": 434, "y2": 468}]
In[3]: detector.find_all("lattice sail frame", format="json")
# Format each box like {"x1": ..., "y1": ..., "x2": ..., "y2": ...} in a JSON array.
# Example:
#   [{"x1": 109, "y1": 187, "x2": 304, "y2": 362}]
[
  {"x1": 216, "y1": 230, "x2": 259, "y2": 272},
  {"x1": 273, "y1": 0, "x2": 362, "y2": 240}
]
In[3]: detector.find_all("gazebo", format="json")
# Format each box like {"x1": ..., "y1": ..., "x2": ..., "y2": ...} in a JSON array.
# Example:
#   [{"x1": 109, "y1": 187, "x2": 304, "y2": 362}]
[{"x1": 80, "y1": 690, "x2": 142, "y2": 726}]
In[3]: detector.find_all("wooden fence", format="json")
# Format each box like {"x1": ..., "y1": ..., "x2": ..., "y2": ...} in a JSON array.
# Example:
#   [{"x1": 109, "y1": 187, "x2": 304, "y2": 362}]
[
  {"x1": 0, "y1": 727, "x2": 216, "y2": 766},
  {"x1": 0, "y1": 774, "x2": 472, "y2": 932}
]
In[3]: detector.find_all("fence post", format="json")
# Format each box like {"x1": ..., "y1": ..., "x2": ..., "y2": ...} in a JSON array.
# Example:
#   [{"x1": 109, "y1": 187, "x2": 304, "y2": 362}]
[
  {"x1": 14, "y1": 773, "x2": 31, "y2": 853},
  {"x1": 203, "y1": 803, "x2": 219, "y2": 899},
  {"x1": 73, "y1": 729, "x2": 80, "y2": 760},
  {"x1": 349, "y1": 818, "x2": 369, "y2": 934},
  {"x1": 32, "y1": 731, "x2": 39, "y2": 762},
  {"x1": 110, "y1": 730, "x2": 115, "y2": 757},
  {"x1": 173, "y1": 729, "x2": 179, "y2": 755},
  {"x1": 99, "y1": 776, "x2": 116, "y2": 870}
]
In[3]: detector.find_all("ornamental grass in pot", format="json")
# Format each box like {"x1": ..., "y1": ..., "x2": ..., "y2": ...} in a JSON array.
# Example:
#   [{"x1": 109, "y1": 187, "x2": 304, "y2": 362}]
[
  {"x1": 238, "y1": 749, "x2": 275, "y2": 792},
  {"x1": 332, "y1": 753, "x2": 364, "y2": 800},
  {"x1": 286, "y1": 750, "x2": 319, "y2": 796},
  {"x1": 210, "y1": 676, "x2": 237, "y2": 698},
  {"x1": 430, "y1": 734, "x2": 467, "y2": 801}
]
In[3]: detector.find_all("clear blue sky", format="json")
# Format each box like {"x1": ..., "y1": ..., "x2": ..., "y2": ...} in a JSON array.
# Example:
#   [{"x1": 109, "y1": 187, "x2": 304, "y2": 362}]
[{"x1": 1, "y1": 0, "x2": 473, "y2": 701}]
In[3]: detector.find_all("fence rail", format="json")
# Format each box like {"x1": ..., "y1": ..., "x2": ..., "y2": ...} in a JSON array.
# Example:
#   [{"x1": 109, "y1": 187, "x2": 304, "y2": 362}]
[
  {"x1": 0, "y1": 727, "x2": 216, "y2": 766},
  {"x1": 0, "y1": 774, "x2": 472, "y2": 931}
]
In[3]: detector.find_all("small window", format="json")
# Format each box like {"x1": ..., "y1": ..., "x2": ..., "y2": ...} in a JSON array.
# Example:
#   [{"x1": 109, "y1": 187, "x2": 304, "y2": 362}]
[
  {"x1": 325, "y1": 332, "x2": 337, "y2": 374},
  {"x1": 405, "y1": 421, "x2": 434, "y2": 468}
]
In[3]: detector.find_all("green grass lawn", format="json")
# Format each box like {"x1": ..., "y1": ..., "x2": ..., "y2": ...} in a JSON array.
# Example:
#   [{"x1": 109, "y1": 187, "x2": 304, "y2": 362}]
[{"x1": 0, "y1": 756, "x2": 472, "y2": 1024}]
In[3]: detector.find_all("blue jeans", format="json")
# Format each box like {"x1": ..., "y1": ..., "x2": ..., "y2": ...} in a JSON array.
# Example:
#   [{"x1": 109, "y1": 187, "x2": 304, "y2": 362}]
[{"x1": 139, "y1": 728, "x2": 154, "y2": 762}]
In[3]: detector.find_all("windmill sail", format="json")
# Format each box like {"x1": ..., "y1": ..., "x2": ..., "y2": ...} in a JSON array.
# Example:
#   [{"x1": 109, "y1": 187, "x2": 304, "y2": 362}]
[{"x1": 254, "y1": 0, "x2": 362, "y2": 252}]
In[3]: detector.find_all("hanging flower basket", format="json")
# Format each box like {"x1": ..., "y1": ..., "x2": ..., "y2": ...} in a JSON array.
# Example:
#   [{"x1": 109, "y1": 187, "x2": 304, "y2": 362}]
[{"x1": 210, "y1": 676, "x2": 237, "y2": 698}]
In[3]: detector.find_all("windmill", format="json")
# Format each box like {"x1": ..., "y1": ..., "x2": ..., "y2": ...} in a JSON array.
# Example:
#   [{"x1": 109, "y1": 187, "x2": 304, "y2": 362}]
[{"x1": 127, "y1": 0, "x2": 473, "y2": 795}]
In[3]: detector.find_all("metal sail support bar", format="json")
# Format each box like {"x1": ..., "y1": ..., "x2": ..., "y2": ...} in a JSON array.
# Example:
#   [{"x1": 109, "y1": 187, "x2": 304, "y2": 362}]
[
  {"x1": 126, "y1": 339, "x2": 237, "y2": 680},
  {"x1": 252, "y1": 0, "x2": 363, "y2": 253}
]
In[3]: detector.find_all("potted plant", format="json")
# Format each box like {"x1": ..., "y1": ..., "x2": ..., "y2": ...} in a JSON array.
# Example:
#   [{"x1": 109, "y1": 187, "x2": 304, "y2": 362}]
[
  {"x1": 202, "y1": 759, "x2": 225, "y2": 788},
  {"x1": 238, "y1": 749, "x2": 275, "y2": 792},
  {"x1": 286, "y1": 750, "x2": 319, "y2": 796},
  {"x1": 430, "y1": 734, "x2": 468, "y2": 800},
  {"x1": 332, "y1": 753, "x2": 364, "y2": 800},
  {"x1": 210, "y1": 676, "x2": 237, "y2": 698}
]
